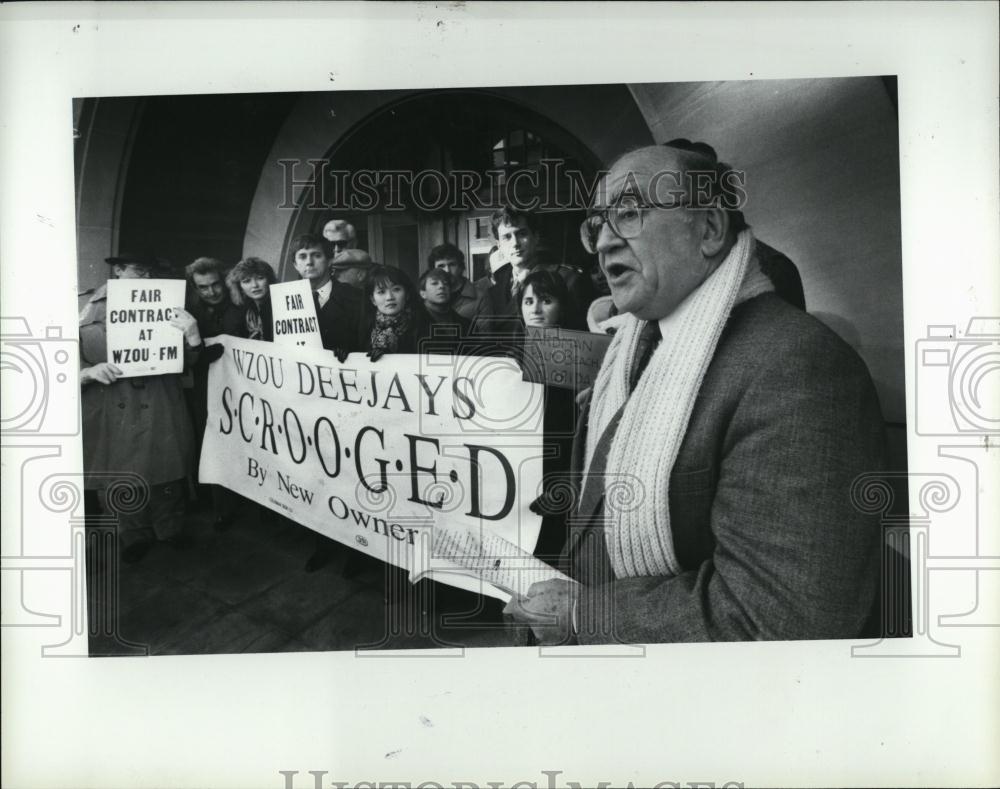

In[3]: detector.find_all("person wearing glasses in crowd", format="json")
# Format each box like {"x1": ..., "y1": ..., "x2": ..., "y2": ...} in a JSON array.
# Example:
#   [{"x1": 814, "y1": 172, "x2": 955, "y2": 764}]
[
  {"x1": 79, "y1": 253, "x2": 202, "y2": 563},
  {"x1": 322, "y1": 218, "x2": 357, "y2": 257},
  {"x1": 323, "y1": 219, "x2": 374, "y2": 290},
  {"x1": 505, "y1": 142, "x2": 886, "y2": 645}
]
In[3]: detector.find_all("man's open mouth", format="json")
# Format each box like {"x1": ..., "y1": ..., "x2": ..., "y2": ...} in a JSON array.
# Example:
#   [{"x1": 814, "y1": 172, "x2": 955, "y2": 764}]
[{"x1": 605, "y1": 263, "x2": 631, "y2": 279}]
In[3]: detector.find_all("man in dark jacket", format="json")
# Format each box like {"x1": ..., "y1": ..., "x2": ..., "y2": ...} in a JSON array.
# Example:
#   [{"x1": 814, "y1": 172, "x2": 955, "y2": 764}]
[
  {"x1": 290, "y1": 233, "x2": 364, "y2": 356},
  {"x1": 472, "y1": 206, "x2": 594, "y2": 340},
  {"x1": 289, "y1": 233, "x2": 363, "y2": 571},
  {"x1": 186, "y1": 257, "x2": 243, "y2": 338},
  {"x1": 428, "y1": 242, "x2": 486, "y2": 321},
  {"x1": 184, "y1": 256, "x2": 243, "y2": 529},
  {"x1": 419, "y1": 268, "x2": 471, "y2": 335}
]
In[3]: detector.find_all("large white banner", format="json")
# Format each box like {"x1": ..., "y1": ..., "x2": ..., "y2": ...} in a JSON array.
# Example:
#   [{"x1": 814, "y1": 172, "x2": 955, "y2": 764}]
[
  {"x1": 199, "y1": 335, "x2": 549, "y2": 598},
  {"x1": 105, "y1": 279, "x2": 186, "y2": 376}
]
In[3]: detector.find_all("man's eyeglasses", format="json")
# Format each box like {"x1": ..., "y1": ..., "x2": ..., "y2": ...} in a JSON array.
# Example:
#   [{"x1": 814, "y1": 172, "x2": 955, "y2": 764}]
[{"x1": 579, "y1": 195, "x2": 687, "y2": 254}]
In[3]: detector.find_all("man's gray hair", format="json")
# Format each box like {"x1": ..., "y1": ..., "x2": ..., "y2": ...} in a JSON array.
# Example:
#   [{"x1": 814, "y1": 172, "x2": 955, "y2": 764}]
[{"x1": 324, "y1": 219, "x2": 356, "y2": 238}]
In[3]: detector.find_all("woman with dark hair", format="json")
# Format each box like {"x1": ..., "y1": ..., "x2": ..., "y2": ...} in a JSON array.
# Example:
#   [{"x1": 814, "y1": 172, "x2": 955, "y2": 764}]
[
  {"x1": 226, "y1": 256, "x2": 278, "y2": 341},
  {"x1": 518, "y1": 268, "x2": 587, "y2": 331},
  {"x1": 517, "y1": 269, "x2": 584, "y2": 564},
  {"x1": 359, "y1": 264, "x2": 431, "y2": 359}
]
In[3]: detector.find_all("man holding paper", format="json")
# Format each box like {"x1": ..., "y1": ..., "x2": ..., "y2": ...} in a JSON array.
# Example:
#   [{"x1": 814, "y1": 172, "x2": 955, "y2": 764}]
[
  {"x1": 506, "y1": 143, "x2": 887, "y2": 644},
  {"x1": 79, "y1": 253, "x2": 206, "y2": 563}
]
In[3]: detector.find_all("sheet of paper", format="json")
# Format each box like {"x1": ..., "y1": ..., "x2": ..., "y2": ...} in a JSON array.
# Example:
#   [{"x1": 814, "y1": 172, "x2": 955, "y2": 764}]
[
  {"x1": 521, "y1": 326, "x2": 612, "y2": 390},
  {"x1": 412, "y1": 519, "x2": 577, "y2": 603}
]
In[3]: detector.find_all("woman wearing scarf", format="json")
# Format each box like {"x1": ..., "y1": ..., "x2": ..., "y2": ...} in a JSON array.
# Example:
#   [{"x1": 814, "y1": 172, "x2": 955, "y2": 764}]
[{"x1": 359, "y1": 264, "x2": 431, "y2": 360}]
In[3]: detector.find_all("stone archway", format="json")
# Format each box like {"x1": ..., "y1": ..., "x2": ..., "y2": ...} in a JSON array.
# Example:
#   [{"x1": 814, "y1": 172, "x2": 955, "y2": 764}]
[
  {"x1": 241, "y1": 84, "x2": 654, "y2": 278},
  {"x1": 73, "y1": 97, "x2": 144, "y2": 305}
]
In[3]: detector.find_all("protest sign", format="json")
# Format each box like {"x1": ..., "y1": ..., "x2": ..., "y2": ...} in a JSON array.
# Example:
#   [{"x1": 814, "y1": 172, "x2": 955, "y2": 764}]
[
  {"x1": 105, "y1": 278, "x2": 186, "y2": 377},
  {"x1": 269, "y1": 280, "x2": 323, "y2": 350},
  {"x1": 199, "y1": 336, "x2": 546, "y2": 599},
  {"x1": 521, "y1": 326, "x2": 612, "y2": 391}
]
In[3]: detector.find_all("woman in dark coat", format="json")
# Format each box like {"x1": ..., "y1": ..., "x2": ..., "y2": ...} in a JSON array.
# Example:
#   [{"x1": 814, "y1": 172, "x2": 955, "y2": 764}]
[
  {"x1": 358, "y1": 264, "x2": 432, "y2": 359},
  {"x1": 517, "y1": 268, "x2": 585, "y2": 563}
]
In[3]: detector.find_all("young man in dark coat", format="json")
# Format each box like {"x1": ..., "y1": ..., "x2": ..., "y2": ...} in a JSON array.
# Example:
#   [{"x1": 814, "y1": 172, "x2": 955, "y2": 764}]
[
  {"x1": 290, "y1": 233, "x2": 364, "y2": 359},
  {"x1": 471, "y1": 206, "x2": 594, "y2": 341},
  {"x1": 419, "y1": 267, "x2": 471, "y2": 341},
  {"x1": 289, "y1": 233, "x2": 364, "y2": 570}
]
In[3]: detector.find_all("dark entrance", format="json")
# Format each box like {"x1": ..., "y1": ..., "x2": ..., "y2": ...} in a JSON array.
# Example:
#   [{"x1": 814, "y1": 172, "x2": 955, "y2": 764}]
[{"x1": 287, "y1": 89, "x2": 603, "y2": 282}]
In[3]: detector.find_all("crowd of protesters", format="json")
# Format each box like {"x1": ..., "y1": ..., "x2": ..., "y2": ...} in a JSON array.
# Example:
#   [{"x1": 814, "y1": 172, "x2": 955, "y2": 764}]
[
  {"x1": 78, "y1": 208, "x2": 613, "y2": 567},
  {"x1": 80, "y1": 200, "x2": 803, "y2": 577}
]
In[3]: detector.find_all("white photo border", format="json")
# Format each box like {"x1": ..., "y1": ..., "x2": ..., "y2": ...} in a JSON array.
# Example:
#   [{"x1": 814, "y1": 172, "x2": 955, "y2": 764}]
[{"x1": 1, "y1": 2, "x2": 998, "y2": 788}]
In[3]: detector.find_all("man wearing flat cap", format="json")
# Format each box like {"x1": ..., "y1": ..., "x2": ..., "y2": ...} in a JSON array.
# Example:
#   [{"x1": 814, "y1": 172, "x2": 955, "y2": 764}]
[
  {"x1": 79, "y1": 252, "x2": 205, "y2": 563},
  {"x1": 323, "y1": 219, "x2": 373, "y2": 289},
  {"x1": 506, "y1": 143, "x2": 886, "y2": 644},
  {"x1": 330, "y1": 248, "x2": 374, "y2": 290}
]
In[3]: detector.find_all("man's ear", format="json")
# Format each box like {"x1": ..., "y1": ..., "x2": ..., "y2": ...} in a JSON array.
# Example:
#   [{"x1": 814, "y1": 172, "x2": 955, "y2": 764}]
[{"x1": 699, "y1": 206, "x2": 730, "y2": 258}]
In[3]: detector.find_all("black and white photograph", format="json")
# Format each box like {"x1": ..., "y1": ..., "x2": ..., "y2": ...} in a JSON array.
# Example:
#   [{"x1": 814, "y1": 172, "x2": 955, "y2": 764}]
[
  {"x1": 3, "y1": 3, "x2": 998, "y2": 788},
  {"x1": 76, "y1": 77, "x2": 910, "y2": 655}
]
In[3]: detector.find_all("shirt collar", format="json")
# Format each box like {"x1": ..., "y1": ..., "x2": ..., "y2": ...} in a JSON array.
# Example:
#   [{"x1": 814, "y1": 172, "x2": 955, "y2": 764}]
[{"x1": 315, "y1": 278, "x2": 333, "y2": 307}]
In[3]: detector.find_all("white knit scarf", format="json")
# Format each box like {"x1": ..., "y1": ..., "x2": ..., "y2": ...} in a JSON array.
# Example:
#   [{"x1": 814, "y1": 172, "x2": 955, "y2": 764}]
[{"x1": 584, "y1": 229, "x2": 773, "y2": 578}]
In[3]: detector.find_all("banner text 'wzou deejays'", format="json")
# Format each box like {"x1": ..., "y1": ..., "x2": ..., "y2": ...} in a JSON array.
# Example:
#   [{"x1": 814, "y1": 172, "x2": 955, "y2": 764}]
[{"x1": 216, "y1": 344, "x2": 517, "y2": 520}]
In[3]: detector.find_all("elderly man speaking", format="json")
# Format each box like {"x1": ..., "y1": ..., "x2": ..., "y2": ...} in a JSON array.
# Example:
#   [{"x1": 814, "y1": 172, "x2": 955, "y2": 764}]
[{"x1": 506, "y1": 143, "x2": 887, "y2": 645}]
